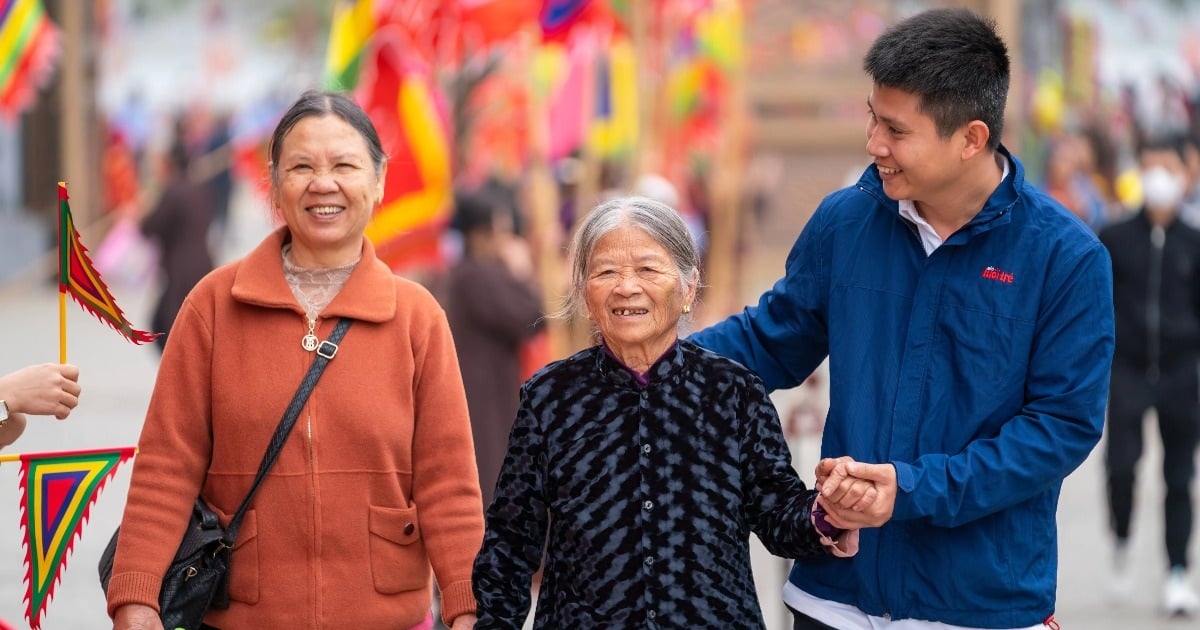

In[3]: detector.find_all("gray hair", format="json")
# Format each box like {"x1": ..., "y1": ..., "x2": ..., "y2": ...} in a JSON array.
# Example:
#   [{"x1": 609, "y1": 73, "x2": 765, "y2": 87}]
[{"x1": 560, "y1": 196, "x2": 701, "y2": 325}]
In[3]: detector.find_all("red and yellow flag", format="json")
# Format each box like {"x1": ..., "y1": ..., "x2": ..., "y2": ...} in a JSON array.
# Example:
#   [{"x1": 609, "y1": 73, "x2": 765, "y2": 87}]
[
  {"x1": 10, "y1": 447, "x2": 135, "y2": 629},
  {"x1": 325, "y1": 1, "x2": 452, "y2": 272},
  {"x1": 0, "y1": 0, "x2": 59, "y2": 120},
  {"x1": 58, "y1": 182, "x2": 158, "y2": 345}
]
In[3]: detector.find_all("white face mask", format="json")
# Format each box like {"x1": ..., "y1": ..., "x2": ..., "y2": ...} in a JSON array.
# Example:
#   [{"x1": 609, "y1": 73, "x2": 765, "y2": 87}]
[{"x1": 1140, "y1": 166, "x2": 1186, "y2": 211}]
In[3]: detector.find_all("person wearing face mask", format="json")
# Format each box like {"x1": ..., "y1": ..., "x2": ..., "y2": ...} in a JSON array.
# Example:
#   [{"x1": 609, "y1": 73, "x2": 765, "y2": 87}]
[{"x1": 1098, "y1": 134, "x2": 1200, "y2": 617}]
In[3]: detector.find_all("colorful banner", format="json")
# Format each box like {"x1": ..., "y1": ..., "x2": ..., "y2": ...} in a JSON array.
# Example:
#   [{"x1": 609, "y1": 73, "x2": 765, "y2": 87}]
[
  {"x1": 0, "y1": 0, "x2": 59, "y2": 120},
  {"x1": 13, "y1": 447, "x2": 136, "y2": 629},
  {"x1": 324, "y1": 1, "x2": 453, "y2": 272}
]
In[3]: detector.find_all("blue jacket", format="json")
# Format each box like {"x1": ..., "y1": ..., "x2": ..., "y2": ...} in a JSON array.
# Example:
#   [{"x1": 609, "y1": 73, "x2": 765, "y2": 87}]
[{"x1": 690, "y1": 147, "x2": 1115, "y2": 628}]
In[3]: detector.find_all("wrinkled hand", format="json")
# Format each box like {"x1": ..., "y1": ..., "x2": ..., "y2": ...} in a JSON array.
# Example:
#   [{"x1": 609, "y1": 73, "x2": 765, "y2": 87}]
[
  {"x1": 112, "y1": 604, "x2": 163, "y2": 630},
  {"x1": 0, "y1": 363, "x2": 81, "y2": 419},
  {"x1": 817, "y1": 459, "x2": 897, "y2": 529},
  {"x1": 450, "y1": 613, "x2": 477, "y2": 629},
  {"x1": 814, "y1": 456, "x2": 878, "y2": 512}
]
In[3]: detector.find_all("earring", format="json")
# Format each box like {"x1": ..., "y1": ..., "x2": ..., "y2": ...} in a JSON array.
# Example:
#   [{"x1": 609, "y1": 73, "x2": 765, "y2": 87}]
[{"x1": 682, "y1": 304, "x2": 692, "y2": 314}]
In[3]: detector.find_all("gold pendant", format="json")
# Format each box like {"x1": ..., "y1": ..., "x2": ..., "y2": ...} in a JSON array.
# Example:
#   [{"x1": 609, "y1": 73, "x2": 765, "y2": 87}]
[{"x1": 301, "y1": 333, "x2": 319, "y2": 352}]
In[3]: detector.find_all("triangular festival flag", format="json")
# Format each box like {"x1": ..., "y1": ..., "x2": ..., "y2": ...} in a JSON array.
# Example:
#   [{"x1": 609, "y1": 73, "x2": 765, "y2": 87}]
[
  {"x1": 15, "y1": 447, "x2": 136, "y2": 629},
  {"x1": 58, "y1": 182, "x2": 158, "y2": 344}
]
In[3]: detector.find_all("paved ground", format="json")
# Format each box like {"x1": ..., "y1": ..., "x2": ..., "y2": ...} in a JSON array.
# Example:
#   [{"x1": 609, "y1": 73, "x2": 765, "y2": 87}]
[{"x1": 0, "y1": 168, "x2": 1197, "y2": 628}]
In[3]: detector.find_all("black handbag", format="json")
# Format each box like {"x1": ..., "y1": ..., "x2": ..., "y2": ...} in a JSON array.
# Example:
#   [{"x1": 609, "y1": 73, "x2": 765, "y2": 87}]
[{"x1": 99, "y1": 318, "x2": 353, "y2": 630}]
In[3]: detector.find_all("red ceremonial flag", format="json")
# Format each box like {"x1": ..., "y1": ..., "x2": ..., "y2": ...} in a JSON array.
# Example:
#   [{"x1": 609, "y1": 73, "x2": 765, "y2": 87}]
[
  {"x1": 9, "y1": 447, "x2": 136, "y2": 629},
  {"x1": 58, "y1": 182, "x2": 159, "y2": 346},
  {"x1": 325, "y1": 2, "x2": 453, "y2": 272},
  {"x1": 359, "y1": 35, "x2": 452, "y2": 271}
]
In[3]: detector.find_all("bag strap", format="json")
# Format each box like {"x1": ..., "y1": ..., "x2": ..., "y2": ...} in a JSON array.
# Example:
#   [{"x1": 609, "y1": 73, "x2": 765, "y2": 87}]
[{"x1": 223, "y1": 317, "x2": 353, "y2": 541}]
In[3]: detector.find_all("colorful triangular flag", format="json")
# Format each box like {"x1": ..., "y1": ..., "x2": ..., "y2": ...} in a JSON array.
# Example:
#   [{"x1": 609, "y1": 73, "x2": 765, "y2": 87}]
[
  {"x1": 58, "y1": 182, "x2": 159, "y2": 344},
  {"x1": 14, "y1": 447, "x2": 135, "y2": 629}
]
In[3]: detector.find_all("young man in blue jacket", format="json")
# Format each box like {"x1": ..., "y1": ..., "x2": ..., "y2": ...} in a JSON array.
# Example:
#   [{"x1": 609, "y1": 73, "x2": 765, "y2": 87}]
[{"x1": 690, "y1": 8, "x2": 1115, "y2": 630}]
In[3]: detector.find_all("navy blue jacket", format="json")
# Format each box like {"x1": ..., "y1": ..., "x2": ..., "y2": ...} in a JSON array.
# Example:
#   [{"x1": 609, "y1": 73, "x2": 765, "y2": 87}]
[{"x1": 691, "y1": 147, "x2": 1115, "y2": 627}]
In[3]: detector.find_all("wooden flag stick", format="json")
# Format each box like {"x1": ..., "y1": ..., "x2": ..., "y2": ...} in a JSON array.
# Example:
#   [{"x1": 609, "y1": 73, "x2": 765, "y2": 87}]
[
  {"x1": 0, "y1": 446, "x2": 139, "y2": 463},
  {"x1": 59, "y1": 290, "x2": 67, "y2": 364}
]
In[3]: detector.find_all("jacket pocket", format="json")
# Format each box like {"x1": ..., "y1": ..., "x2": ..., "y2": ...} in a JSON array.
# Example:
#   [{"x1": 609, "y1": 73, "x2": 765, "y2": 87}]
[
  {"x1": 368, "y1": 504, "x2": 430, "y2": 594},
  {"x1": 220, "y1": 507, "x2": 259, "y2": 604}
]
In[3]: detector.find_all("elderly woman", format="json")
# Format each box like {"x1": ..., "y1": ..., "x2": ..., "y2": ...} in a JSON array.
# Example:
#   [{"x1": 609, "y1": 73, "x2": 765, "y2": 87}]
[
  {"x1": 472, "y1": 196, "x2": 861, "y2": 628},
  {"x1": 106, "y1": 90, "x2": 482, "y2": 629}
]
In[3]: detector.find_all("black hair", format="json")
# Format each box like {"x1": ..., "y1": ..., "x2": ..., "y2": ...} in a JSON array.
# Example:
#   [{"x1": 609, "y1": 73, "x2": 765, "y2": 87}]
[
  {"x1": 451, "y1": 191, "x2": 500, "y2": 237},
  {"x1": 864, "y1": 8, "x2": 1010, "y2": 150},
  {"x1": 267, "y1": 89, "x2": 387, "y2": 184},
  {"x1": 1138, "y1": 133, "x2": 1190, "y2": 164}
]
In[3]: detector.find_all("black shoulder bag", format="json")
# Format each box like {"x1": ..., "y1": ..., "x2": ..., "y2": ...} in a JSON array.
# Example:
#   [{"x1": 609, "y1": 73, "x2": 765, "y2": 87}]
[{"x1": 99, "y1": 317, "x2": 353, "y2": 630}]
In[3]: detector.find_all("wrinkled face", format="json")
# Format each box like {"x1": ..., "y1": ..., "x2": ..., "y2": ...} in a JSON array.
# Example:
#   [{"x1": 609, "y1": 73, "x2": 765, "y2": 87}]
[
  {"x1": 272, "y1": 114, "x2": 384, "y2": 265},
  {"x1": 584, "y1": 225, "x2": 694, "y2": 364},
  {"x1": 866, "y1": 85, "x2": 965, "y2": 206}
]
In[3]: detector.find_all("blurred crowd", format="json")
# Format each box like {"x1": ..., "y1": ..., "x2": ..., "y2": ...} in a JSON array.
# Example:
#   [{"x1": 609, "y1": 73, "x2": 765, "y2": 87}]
[{"x1": 1033, "y1": 74, "x2": 1200, "y2": 232}]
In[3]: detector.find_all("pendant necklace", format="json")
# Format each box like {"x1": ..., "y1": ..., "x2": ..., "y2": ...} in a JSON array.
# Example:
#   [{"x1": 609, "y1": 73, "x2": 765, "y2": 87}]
[{"x1": 301, "y1": 317, "x2": 319, "y2": 352}]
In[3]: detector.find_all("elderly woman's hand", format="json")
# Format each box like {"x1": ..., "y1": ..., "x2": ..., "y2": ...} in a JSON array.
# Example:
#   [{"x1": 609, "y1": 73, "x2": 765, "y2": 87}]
[
  {"x1": 111, "y1": 603, "x2": 163, "y2": 630},
  {"x1": 450, "y1": 613, "x2": 477, "y2": 629},
  {"x1": 817, "y1": 460, "x2": 897, "y2": 529}
]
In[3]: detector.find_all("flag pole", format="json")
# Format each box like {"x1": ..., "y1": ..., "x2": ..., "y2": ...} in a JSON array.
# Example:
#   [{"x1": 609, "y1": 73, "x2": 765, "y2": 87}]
[
  {"x1": 57, "y1": 182, "x2": 68, "y2": 363},
  {"x1": 59, "y1": 291, "x2": 67, "y2": 364},
  {"x1": 0, "y1": 446, "x2": 138, "y2": 463}
]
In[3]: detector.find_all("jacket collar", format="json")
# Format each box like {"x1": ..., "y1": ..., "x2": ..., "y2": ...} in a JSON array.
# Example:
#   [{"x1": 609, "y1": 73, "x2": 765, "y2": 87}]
[
  {"x1": 859, "y1": 144, "x2": 1022, "y2": 243},
  {"x1": 594, "y1": 339, "x2": 685, "y2": 390},
  {"x1": 230, "y1": 227, "x2": 398, "y2": 323}
]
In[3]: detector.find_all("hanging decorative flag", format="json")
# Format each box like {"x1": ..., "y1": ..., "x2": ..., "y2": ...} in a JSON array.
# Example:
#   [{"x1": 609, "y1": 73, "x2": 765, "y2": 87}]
[
  {"x1": 325, "y1": 0, "x2": 377, "y2": 91},
  {"x1": 324, "y1": 1, "x2": 453, "y2": 272},
  {"x1": 587, "y1": 36, "x2": 637, "y2": 157},
  {"x1": 12, "y1": 447, "x2": 136, "y2": 629},
  {"x1": 357, "y1": 34, "x2": 452, "y2": 271},
  {"x1": 0, "y1": 0, "x2": 59, "y2": 120},
  {"x1": 58, "y1": 182, "x2": 159, "y2": 345},
  {"x1": 539, "y1": 0, "x2": 591, "y2": 40}
]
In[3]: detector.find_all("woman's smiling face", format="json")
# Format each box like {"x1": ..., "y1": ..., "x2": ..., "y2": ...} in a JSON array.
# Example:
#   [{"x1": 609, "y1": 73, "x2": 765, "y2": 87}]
[
  {"x1": 272, "y1": 114, "x2": 384, "y2": 266},
  {"x1": 585, "y1": 224, "x2": 693, "y2": 368}
]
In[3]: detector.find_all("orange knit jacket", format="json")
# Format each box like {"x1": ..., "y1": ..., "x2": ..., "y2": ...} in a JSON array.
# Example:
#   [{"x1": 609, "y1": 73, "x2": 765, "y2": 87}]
[{"x1": 106, "y1": 228, "x2": 483, "y2": 627}]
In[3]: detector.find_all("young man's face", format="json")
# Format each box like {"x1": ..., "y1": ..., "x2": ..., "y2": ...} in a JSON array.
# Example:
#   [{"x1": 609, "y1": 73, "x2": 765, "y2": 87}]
[{"x1": 865, "y1": 85, "x2": 968, "y2": 208}]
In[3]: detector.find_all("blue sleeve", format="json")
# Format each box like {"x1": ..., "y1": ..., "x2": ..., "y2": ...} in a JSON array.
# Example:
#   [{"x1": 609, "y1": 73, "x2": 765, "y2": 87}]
[
  {"x1": 891, "y1": 241, "x2": 1115, "y2": 526},
  {"x1": 472, "y1": 386, "x2": 547, "y2": 625},
  {"x1": 689, "y1": 207, "x2": 831, "y2": 392}
]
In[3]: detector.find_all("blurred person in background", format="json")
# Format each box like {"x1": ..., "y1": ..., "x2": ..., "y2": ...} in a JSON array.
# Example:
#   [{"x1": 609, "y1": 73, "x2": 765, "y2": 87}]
[
  {"x1": 0, "y1": 363, "x2": 81, "y2": 450},
  {"x1": 1099, "y1": 134, "x2": 1200, "y2": 617},
  {"x1": 1042, "y1": 133, "x2": 1108, "y2": 231},
  {"x1": 441, "y1": 190, "x2": 544, "y2": 510},
  {"x1": 140, "y1": 136, "x2": 215, "y2": 353},
  {"x1": 107, "y1": 90, "x2": 482, "y2": 630}
]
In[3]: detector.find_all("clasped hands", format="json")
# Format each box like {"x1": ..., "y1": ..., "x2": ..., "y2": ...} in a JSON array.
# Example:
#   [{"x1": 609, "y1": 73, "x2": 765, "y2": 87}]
[{"x1": 814, "y1": 456, "x2": 897, "y2": 529}]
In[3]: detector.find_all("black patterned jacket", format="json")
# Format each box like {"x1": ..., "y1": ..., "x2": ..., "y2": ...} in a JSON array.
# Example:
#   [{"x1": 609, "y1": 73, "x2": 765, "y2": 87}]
[{"x1": 473, "y1": 340, "x2": 830, "y2": 629}]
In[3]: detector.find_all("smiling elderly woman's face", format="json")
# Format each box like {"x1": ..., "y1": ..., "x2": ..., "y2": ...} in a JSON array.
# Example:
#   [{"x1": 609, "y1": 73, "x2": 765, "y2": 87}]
[{"x1": 584, "y1": 224, "x2": 695, "y2": 370}]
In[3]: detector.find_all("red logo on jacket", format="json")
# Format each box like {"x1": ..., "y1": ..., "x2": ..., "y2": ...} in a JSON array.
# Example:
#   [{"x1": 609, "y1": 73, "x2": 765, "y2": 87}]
[{"x1": 981, "y1": 266, "x2": 1014, "y2": 284}]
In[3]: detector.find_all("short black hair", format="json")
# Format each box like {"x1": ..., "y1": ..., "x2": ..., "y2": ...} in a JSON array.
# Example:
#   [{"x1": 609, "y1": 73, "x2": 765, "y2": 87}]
[
  {"x1": 451, "y1": 191, "x2": 500, "y2": 237},
  {"x1": 864, "y1": 8, "x2": 1010, "y2": 150},
  {"x1": 1138, "y1": 133, "x2": 1190, "y2": 164}
]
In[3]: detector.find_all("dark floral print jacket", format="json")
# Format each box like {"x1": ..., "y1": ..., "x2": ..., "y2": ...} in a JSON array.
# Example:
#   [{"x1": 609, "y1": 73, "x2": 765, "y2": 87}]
[{"x1": 473, "y1": 340, "x2": 832, "y2": 629}]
